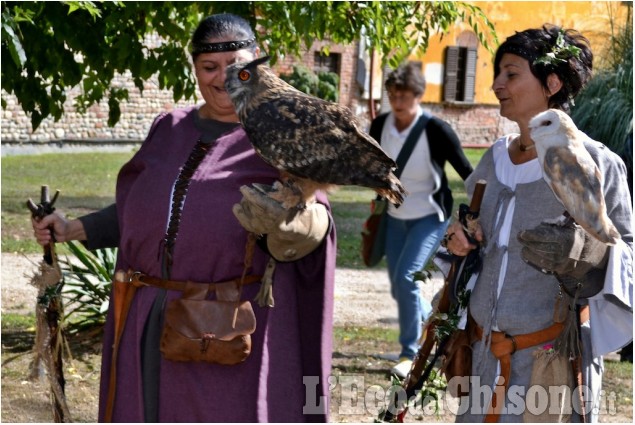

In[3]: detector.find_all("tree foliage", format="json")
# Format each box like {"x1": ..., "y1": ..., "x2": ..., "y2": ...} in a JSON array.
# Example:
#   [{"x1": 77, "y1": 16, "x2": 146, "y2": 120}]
[
  {"x1": 1, "y1": 1, "x2": 497, "y2": 130},
  {"x1": 571, "y1": 5, "x2": 632, "y2": 192}
]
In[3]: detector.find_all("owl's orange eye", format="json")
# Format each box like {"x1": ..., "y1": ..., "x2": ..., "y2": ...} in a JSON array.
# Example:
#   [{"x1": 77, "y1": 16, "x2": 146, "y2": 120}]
[{"x1": 239, "y1": 70, "x2": 251, "y2": 81}]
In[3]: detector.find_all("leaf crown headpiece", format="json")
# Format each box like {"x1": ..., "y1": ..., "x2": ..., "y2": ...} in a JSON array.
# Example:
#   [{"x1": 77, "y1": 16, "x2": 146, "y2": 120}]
[{"x1": 533, "y1": 30, "x2": 581, "y2": 67}]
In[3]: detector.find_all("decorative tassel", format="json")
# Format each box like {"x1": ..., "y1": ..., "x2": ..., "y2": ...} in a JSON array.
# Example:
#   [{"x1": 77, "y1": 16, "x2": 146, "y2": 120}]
[
  {"x1": 28, "y1": 259, "x2": 72, "y2": 421},
  {"x1": 254, "y1": 257, "x2": 276, "y2": 307},
  {"x1": 554, "y1": 282, "x2": 582, "y2": 360}
]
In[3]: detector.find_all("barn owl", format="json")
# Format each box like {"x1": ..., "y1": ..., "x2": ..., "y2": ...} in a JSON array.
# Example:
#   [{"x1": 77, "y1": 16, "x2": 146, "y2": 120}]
[
  {"x1": 529, "y1": 108, "x2": 620, "y2": 245},
  {"x1": 224, "y1": 56, "x2": 406, "y2": 210}
]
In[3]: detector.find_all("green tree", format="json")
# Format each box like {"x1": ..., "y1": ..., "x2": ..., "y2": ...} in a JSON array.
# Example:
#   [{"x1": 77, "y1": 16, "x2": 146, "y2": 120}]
[
  {"x1": 570, "y1": 4, "x2": 633, "y2": 192},
  {"x1": 1, "y1": 1, "x2": 496, "y2": 130}
]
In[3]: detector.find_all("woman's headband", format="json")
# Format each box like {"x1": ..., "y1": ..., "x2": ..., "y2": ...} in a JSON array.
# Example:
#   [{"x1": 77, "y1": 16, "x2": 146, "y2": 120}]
[{"x1": 192, "y1": 38, "x2": 255, "y2": 55}]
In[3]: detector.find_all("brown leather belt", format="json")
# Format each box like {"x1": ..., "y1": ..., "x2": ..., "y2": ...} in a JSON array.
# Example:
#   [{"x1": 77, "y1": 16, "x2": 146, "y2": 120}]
[
  {"x1": 474, "y1": 305, "x2": 589, "y2": 423},
  {"x1": 129, "y1": 272, "x2": 262, "y2": 292}
]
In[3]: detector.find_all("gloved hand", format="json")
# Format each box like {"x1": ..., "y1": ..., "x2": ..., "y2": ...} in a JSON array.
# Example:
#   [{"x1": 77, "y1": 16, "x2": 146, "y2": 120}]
[
  {"x1": 232, "y1": 184, "x2": 330, "y2": 262},
  {"x1": 517, "y1": 222, "x2": 610, "y2": 298}
]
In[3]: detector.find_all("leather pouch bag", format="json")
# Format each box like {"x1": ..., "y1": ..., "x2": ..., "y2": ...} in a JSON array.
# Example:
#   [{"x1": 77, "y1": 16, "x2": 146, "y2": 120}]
[
  {"x1": 361, "y1": 197, "x2": 388, "y2": 267},
  {"x1": 160, "y1": 281, "x2": 256, "y2": 365},
  {"x1": 440, "y1": 325, "x2": 473, "y2": 397}
]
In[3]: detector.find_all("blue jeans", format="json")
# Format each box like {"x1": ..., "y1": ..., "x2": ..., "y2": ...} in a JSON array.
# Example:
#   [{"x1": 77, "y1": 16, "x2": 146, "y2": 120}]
[{"x1": 385, "y1": 214, "x2": 448, "y2": 359}]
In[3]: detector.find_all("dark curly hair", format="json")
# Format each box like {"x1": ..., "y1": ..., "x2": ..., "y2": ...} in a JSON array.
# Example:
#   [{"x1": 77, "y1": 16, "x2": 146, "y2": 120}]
[
  {"x1": 494, "y1": 24, "x2": 593, "y2": 112},
  {"x1": 385, "y1": 62, "x2": 426, "y2": 97}
]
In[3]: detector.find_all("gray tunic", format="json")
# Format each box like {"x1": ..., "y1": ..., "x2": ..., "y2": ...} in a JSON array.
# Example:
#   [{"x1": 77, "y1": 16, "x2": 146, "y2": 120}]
[{"x1": 456, "y1": 135, "x2": 633, "y2": 422}]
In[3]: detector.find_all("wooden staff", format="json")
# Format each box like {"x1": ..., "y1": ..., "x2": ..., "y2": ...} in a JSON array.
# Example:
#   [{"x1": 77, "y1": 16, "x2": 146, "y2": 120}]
[
  {"x1": 380, "y1": 180, "x2": 486, "y2": 422},
  {"x1": 27, "y1": 185, "x2": 70, "y2": 423}
]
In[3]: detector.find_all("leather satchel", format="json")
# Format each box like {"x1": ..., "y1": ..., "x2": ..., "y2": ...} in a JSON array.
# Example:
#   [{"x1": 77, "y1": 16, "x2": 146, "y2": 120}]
[
  {"x1": 361, "y1": 197, "x2": 389, "y2": 267},
  {"x1": 160, "y1": 280, "x2": 256, "y2": 365},
  {"x1": 440, "y1": 327, "x2": 473, "y2": 397},
  {"x1": 440, "y1": 312, "x2": 476, "y2": 397}
]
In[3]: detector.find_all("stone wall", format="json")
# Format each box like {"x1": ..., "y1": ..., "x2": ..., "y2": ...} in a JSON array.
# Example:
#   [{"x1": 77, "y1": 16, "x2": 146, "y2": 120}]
[{"x1": 1, "y1": 72, "x2": 193, "y2": 144}]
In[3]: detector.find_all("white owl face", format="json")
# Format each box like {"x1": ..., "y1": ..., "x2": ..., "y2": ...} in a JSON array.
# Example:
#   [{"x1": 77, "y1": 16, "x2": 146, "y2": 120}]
[
  {"x1": 528, "y1": 109, "x2": 577, "y2": 151},
  {"x1": 529, "y1": 109, "x2": 561, "y2": 141}
]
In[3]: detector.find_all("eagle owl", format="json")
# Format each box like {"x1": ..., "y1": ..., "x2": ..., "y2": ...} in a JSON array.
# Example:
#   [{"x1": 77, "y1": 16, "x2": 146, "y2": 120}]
[
  {"x1": 225, "y1": 56, "x2": 406, "y2": 209},
  {"x1": 529, "y1": 108, "x2": 620, "y2": 245}
]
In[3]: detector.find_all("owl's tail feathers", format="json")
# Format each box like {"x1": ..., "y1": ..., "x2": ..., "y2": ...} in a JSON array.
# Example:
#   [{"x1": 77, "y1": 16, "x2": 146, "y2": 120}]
[{"x1": 376, "y1": 175, "x2": 407, "y2": 207}]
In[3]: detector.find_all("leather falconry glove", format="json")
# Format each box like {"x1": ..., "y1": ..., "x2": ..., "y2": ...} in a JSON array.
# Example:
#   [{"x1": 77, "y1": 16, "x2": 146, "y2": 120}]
[
  {"x1": 232, "y1": 184, "x2": 330, "y2": 262},
  {"x1": 517, "y1": 222, "x2": 610, "y2": 298}
]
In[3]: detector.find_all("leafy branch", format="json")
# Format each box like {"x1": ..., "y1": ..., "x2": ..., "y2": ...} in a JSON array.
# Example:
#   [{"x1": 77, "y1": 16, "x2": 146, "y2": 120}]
[{"x1": 2, "y1": 1, "x2": 498, "y2": 130}]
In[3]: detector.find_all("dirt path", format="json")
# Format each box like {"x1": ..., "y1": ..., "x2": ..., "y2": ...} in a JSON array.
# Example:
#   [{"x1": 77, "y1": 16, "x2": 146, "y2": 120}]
[{"x1": 1, "y1": 252, "x2": 446, "y2": 329}]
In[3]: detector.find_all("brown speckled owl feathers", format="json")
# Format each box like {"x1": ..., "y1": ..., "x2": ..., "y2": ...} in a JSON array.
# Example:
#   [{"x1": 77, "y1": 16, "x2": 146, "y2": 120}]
[{"x1": 225, "y1": 56, "x2": 406, "y2": 209}]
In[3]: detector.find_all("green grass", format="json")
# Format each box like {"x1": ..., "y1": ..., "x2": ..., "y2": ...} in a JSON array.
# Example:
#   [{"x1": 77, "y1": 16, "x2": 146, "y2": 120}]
[
  {"x1": 0, "y1": 313, "x2": 36, "y2": 330},
  {"x1": 1, "y1": 152, "x2": 134, "y2": 254},
  {"x1": 1, "y1": 149, "x2": 485, "y2": 267},
  {"x1": 605, "y1": 358, "x2": 633, "y2": 380},
  {"x1": 334, "y1": 325, "x2": 399, "y2": 343}
]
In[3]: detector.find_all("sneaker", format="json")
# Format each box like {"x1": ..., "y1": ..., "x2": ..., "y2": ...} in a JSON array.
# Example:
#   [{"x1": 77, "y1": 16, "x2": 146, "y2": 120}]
[{"x1": 390, "y1": 357, "x2": 413, "y2": 379}]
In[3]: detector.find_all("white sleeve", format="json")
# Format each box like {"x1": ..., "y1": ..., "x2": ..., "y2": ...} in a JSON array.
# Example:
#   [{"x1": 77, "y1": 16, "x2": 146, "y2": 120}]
[{"x1": 588, "y1": 239, "x2": 633, "y2": 357}]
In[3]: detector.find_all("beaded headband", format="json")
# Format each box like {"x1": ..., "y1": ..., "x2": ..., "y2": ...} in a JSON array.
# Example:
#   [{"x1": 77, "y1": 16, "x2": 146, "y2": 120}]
[{"x1": 192, "y1": 38, "x2": 256, "y2": 55}]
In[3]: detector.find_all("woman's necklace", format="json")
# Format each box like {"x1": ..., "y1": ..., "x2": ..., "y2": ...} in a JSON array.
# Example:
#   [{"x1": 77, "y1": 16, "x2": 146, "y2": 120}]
[{"x1": 515, "y1": 136, "x2": 535, "y2": 152}]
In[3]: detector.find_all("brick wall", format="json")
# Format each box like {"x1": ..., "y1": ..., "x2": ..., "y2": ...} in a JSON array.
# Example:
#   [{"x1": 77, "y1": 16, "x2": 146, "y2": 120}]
[
  {"x1": 426, "y1": 103, "x2": 518, "y2": 147},
  {"x1": 272, "y1": 40, "x2": 363, "y2": 113}
]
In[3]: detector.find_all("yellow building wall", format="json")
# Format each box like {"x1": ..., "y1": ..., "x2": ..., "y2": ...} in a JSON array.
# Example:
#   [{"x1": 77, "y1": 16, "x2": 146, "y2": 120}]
[{"x1": 409, "y1": 1, "x2": 630, "y2": 105}]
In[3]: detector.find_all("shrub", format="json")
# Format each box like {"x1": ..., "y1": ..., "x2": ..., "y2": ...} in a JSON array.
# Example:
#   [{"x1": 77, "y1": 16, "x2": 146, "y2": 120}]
[
  {"x1": 59, "y1": 242, "x2": 116, "y2": 334},
  {"x1": 280, "y1": 65, "x2": 340, "y2": 102}
]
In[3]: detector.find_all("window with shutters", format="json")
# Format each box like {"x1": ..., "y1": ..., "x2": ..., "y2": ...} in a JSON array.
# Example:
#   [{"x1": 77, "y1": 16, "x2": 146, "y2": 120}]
[
  {"x1": 314, "y1": 52, "x2": 341, "y2": 74},
  {"x1": 443, "y1": 46, "x2": 477, "y2": 103}
]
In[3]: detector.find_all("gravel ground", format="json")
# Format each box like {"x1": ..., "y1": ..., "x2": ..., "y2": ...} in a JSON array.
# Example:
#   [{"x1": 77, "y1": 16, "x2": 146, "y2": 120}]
[
  {"x1": 1, "y1": 252, "x2": 445, "y2": 329},
  {"x1": 1, "y1": 253, "x2": 46, "y2": 315}
]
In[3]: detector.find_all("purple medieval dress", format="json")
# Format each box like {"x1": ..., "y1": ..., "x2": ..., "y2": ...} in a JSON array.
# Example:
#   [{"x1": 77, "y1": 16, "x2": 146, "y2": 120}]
[{"x1": 96, "y1": 106, "x2": 336, "y2": 422}]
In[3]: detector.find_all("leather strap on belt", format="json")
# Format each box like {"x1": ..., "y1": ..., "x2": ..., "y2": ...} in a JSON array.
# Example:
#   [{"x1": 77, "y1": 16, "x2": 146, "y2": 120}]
[
  {"x1": 473, "y1": 319, "x2": 565, "y2": 423},
  {"x1": 579, "y1": 304, "x2": 590, "y2": 324},
  {"x1": 104, "y1": 270, "x2": 140, "y2": 422}
]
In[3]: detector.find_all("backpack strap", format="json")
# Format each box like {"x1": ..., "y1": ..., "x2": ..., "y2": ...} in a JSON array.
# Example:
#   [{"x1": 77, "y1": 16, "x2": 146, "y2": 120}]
[
  {"x1": 393, "y1": 112, "x2": 431, "y2": 179},
  {"x1": 370, "y1": 111, "x2": 432, "y2": 203}
]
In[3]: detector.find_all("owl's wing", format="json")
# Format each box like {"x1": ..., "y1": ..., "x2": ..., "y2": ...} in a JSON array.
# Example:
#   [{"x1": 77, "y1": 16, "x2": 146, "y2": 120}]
[
  {"x1": 243, "y1": 93, "x2": 396, "y2": 187},
  {"x1": 544, "y1": 145, "x2": 616, "y2": 242}
]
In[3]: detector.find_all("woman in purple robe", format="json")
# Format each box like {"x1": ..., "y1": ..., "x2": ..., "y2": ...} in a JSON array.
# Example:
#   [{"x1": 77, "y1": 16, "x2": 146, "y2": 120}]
[{"x1": 32, "y1": 13, "x2": 336, "y2": 422}]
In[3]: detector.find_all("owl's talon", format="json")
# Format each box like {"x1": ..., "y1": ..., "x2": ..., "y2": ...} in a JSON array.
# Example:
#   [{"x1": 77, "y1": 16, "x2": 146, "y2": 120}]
[{"x1": 251, "y1": 182, "x2": 276, "y2": 195}]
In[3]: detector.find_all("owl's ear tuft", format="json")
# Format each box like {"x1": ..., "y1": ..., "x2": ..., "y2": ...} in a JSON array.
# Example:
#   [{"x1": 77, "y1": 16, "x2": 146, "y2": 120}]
[{"x1": 248, "y1": 55, "x2": 271, "y2": 68}]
